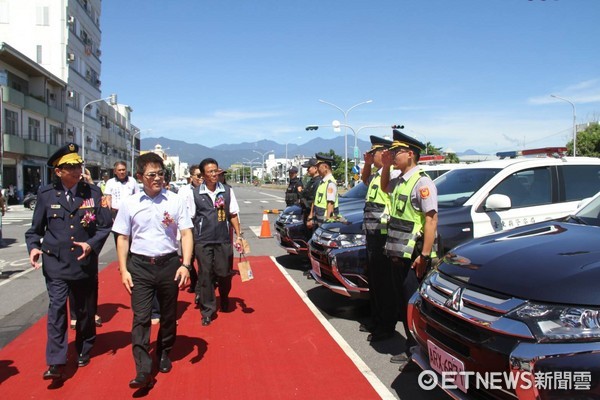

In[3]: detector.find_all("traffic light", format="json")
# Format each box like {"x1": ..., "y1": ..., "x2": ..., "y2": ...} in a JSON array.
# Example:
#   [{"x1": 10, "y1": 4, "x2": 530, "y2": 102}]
[
  {"x1": 305, "y1": 126, "x2": 319, "y2": 131},
  {"x1": 391, "y1": 124, "x2": 404, "y2": 129}
]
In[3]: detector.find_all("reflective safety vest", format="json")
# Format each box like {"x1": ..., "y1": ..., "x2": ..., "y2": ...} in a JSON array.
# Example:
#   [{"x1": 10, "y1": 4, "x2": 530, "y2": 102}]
[
  {"x1": 385, "y1": 170, "x2": 437, "y2": 259},
  {"x1": 313, "y1": 175, "x2": 338, "y2": 226},
  {"x1": 362, "y1": 173, "x2": 390, "y2": 235}
]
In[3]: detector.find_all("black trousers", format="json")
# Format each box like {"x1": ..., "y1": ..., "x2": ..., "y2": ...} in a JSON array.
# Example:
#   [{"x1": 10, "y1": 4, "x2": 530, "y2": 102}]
[
  {"x1": 45, "y1": 274, "x2": 97, "y2": 365},
  {"x1": 366, "y1": 233, "x2": 397, "y2": 333},
  {"x1": 196, "y1": 242, "x2": 233, "y2": 318},
  {"x1": 390, "y1": 257, "x2": 420, "y2": 355},
  {"x1": 128, "y1": 254, "x2": 180, "y2": 375}
]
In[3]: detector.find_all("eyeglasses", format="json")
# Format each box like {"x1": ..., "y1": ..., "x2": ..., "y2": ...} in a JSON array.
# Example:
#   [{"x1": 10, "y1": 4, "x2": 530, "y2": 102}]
[
  {"x1": 144, "y1": 170, "x2": 165, "y2": 179},
  {"x1": 192, "y1": 173, "x2": 202, "y2": 178}
]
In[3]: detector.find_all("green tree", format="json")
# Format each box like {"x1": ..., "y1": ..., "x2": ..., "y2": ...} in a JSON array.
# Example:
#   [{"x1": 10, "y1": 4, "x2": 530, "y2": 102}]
[{"x1": 566, "y1": 124, "x2": 600, "y2": 157}]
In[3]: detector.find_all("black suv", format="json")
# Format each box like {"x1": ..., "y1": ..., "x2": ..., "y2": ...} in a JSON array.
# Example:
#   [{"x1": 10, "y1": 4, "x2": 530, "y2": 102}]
[
  {"x1": 274, "y1": 182, "x2": 367, "y2": 256},
  {"x1": 408, "y1": 191, "x2": 600, "y2": 399}
]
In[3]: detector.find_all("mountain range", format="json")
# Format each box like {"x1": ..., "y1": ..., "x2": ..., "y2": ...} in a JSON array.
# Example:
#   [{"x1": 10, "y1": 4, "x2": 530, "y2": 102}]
[{"x1": 141, "y1": 136, "x2": 484, "y2": 168}]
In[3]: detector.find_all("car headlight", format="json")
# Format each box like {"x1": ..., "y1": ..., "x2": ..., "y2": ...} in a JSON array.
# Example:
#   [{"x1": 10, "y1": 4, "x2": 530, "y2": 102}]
[
  {"x1": 507, "y1": 303, "x2": 600, "y2": 342},
  {"x1": 331, "y1": 234, "x2": 366, "y2": 248}
]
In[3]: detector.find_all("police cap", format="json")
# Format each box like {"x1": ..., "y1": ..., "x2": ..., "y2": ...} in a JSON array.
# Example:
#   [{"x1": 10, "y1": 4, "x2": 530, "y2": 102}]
[
  {"x1": 288, "y1": 166, "x2": 299, "y2": 174},
  {"x1": 47, "y1": 142, "x2": 83, "y2": 168},
  {"x1": 390, "y1": 130, "x2": 426, "y2": 154},
  {"x1": 368, "y1": 135, "x2": 392, "y2": 153},
  {"x1": 302, "y1": 158, "x2": 318, "y2": 168},
  {"x1": 315, "y1": 153, "x2": 334, "y2": 167}
]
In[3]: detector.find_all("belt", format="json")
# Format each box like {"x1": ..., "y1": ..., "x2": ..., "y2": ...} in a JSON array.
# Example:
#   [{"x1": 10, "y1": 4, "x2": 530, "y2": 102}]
[{"x1": 131, "y1": 251, "x2": 178, "y2": 265}]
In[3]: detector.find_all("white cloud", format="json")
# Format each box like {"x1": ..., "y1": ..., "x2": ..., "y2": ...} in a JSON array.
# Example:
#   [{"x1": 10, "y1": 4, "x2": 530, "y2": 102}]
[{"x1": 529, "y1": 78, "x2": 600, "y2": 105}]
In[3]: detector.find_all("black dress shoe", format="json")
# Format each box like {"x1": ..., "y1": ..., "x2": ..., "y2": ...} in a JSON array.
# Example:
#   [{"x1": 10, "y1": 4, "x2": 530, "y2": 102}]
[
  {"x1": 77, "y1": 354, "x2": 91, "y2": 367},
  {"x1": 359, "y1": 323, "x2": 376, "y2": 333},
  {"x1": 129, "y1": 373, "x2": 152, "y2": 389},
  {"x1": 367, "y1": 331, "x2": 394, "y2": 342},
  {"x1": 158, "y1": 353, "x2": 172, "y2": 373},
  {"x1": 220, "y1": 297, "x2": 230, "y2": 312},
  {"x1": 194, "y1": 294, "x2": 200, "y2": 305},
  {"x1": 43, "y1": 365, "x2": 63, "y2": 380},
  {"x1": 390, "y1": 353, "x2": 411, "y2": 364},
  {"x1": 201, "y1": 316, "x2": 211, "y2": 326}
]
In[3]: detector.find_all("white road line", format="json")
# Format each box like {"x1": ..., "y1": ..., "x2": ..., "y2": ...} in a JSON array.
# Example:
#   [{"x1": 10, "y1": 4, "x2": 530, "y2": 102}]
[
  {"x1": 243, "y1": 201, "x2": 252, "y2": 204},
  {"x1": 0, "y1": 267, "x2": 36, "y2": 287},
  {"x1": 248, "y1": 226, "x2": 261, "y2": 237},
  {"x1": 270, "y1": 256, "x2": 396, "y2": 399},
  {"x1": 258, "y1": 192, "x2": 284, "y2": 200},
  {"x1": 259, "y1": 200, "x2": 269, "y2": 203}
]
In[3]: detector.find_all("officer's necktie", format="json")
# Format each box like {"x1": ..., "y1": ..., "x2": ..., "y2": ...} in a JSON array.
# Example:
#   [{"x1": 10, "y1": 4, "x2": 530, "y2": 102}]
[{"x1": 68, "y1": 190, "x2": 74, "y2": 206}]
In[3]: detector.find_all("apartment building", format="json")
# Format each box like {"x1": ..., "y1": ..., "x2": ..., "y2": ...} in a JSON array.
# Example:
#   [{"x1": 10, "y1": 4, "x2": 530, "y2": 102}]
[{"x1": 0, "y1": 0, "x2": 138, "y2": 199}]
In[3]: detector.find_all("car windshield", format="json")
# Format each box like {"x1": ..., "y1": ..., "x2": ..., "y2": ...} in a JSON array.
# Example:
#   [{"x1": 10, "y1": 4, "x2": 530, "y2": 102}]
[
  {"x1": 571, "y1": 192, "x2": 600, "y2": 227},
  {"x1": 435, "y1": 168, "x2": 501, "y2": 207},
  {"x1": 341, "y1": 182, "x2": 367, "y2": 199}
]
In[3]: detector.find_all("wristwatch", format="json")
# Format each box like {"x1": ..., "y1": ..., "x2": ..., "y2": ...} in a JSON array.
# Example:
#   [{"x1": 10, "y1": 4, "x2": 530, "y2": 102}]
[
  {"x1": 181, "y1": 264, "x2": 193, "y2": 272},
  {"x1": 420, "y1": 253, "x2": 432, "y2": 266}
]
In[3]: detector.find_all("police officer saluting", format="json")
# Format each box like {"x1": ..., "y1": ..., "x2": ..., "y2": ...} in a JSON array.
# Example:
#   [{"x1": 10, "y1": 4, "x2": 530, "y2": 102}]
[
  {"x1": 380, "y1": 129, "x2": 438, "y2": 368},
  {"x1": 306, "y1": 154, "x2": 338, "y2": 230},
  {"x1": 26, "y1": 143, "x2": 112, "y2": 380},
  {"x1": 284, "y1": 166, "x2": 303, "y2": 206},
  {"x1": 360, "y1": 136, "x2": 399, "y2": 342}
]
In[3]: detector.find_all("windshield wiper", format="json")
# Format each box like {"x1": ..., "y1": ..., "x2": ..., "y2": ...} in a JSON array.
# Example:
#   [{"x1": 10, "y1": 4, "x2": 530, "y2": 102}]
[{"x1": 568, "y1": 215, "x2": 588, "y2": 225}]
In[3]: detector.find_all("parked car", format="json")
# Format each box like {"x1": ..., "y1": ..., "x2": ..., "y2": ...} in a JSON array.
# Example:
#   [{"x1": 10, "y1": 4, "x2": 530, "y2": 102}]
[
  {"x1": 408, "y1": 189, "x2": 600, "y2": 399},
  {"x1": 23, "y1": 192, "x2": 37, "y2": 210},
  {"x1": 309, "y1": 163, "x2": 463, "y2": 298},
  {"x1": 274, "y1": 181, "x2": 367, "y2": 255}
]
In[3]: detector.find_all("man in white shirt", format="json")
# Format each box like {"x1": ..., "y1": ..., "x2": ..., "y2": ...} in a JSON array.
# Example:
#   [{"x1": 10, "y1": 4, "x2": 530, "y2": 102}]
[{"x1": 104, "y1": 161, "x2": 140, "y2": 219}]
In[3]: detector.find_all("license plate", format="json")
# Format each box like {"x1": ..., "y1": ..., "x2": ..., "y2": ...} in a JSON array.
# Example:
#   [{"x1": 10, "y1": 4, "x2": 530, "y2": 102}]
[
  {"x1": 427, "y1": 340, "x2": 467, "y2": 393},
  {"x1": 310, "y1": 257, "x2": 321, "y2": 277}
]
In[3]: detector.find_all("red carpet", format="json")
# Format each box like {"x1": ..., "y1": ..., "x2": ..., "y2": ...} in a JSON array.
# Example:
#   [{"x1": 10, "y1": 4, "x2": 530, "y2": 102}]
[{"x1": 0, "y1": 256, "x2": 382, "y2": 399}]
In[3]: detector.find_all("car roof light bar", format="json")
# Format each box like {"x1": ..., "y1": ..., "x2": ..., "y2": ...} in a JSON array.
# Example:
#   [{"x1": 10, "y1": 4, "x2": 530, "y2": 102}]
[{"x1": 496, "y1": 147, "x2": 568, "y2": 159}]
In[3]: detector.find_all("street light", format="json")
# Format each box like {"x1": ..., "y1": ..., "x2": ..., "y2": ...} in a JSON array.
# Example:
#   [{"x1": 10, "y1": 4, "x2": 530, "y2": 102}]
[
  {"x1": 550, "y1": 94, "x2": 577, "y2": 156},
  {"x1": 242, "y1": 157, "x2": 259, "y2": 184},
  {"x1": 252, "y1": 150, "x2": 274, "y2": 183},
  {"x1": 81, "y1": 93, "x2": 117, "y2": 163},
  {"x1": 131, "y1": 128, "x2": 151, "y2": 176},
  {"x1": 318, "y1": 99, "x2": 373, "y2": 188}
]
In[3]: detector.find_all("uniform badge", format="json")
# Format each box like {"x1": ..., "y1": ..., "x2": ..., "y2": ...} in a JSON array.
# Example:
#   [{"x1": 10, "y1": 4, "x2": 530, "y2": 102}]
[
  {"x1": 51, "y1": 204, "x2": 61, "y2": 209},
  {"x1": 327, "y1": 187, "x2": 334, "y2": 194},
  {"x1": 419, "y1": 187, "x2": 430, "y2": 199}
]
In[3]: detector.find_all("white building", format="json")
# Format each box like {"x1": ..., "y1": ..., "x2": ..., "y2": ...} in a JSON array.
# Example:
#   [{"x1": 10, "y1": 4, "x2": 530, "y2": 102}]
[{"x1": 0, "y1": 0, "x2": 138, "y2": 184}]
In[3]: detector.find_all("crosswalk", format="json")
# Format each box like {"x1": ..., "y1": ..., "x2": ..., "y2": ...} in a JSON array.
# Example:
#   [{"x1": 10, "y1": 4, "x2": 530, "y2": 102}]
[
  {"x1": 243, "y1": 199, "x2": 285, "y2": 204},
  {"x1": 1, "y1": 206, "x2": 33, "y2": 226}
]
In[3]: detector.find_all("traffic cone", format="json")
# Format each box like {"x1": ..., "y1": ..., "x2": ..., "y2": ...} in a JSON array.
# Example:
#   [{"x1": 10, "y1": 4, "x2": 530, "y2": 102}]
[{"x1": 259, "y1": 211, "x2": 272, "y2": 239}]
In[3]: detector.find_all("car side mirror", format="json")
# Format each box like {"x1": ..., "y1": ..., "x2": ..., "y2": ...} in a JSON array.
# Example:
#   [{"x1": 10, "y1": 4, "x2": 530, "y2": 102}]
[{"x1": 484, "y1": 194, "x2": 512, "y2": 211}]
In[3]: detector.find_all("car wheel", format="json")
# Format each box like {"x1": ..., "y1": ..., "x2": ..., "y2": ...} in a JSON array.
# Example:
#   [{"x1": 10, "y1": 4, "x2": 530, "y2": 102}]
[{"x1": 29, "y1": 200, "x2": 36, "y2": 210}]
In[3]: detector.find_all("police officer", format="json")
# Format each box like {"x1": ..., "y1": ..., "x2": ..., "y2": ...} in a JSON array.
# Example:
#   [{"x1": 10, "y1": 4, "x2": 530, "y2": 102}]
[
  {"x1": 25, "y1": 143, "x2": 112, "y2": 380},
  {"x1": 360, "y1": 136, "x2": 398, "y2": 342},
  {"x1": 381, "y1": 130, "x2": 438, "y2": 368},
  {"x1": 307, "y1": 154, "x2": 338, "y2": 230},
  {"x1": 300, "y1": 158, "x2": 321, "y2": 223},
  {"x1": 284, "y1": 166, "x2": 303, "y2": 206}
]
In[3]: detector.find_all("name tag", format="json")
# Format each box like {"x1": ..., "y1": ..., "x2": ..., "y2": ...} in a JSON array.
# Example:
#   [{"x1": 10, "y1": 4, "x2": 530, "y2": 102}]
[{"x1": 51, "y1": 205, "x2": 61, "y2": 209}]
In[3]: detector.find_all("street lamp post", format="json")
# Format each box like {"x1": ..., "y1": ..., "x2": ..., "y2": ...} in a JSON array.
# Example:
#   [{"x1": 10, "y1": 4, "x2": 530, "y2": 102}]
[
  {"x1": 550, "y1": 94, "x2": 577, "y2": 156},
  {"x1": 131, "y1": 128, "x2": 151, "y2": 176},
  {"x1": 81, "y1": 93, "x2": 117, "y2": 163},
  {"x1": 242, "y1": 157, "x2": 258, "y2": 184},
  {"x1": 252, "y1": 150, "x2": 273, "y2": 183},
  {"x1": 318, "y1": 99, "x2": 373, "y2": 188}
]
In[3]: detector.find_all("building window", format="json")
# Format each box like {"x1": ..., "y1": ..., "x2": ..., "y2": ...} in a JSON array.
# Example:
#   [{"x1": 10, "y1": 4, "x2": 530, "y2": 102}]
[
  {"x1": 49, "y1": 125, "x2": 61, "y2": 145},
  {"x1": 28, "y1": 118, "x2": 41, "y2": 141},
  {"x1": 36, "y1": 45, "x2": 43, "y2": 63},
  {"x1": 5, "y1": 109, "x2": 18, "y2": 135},
  {"x1": 36, "y1": 6, "x2": 49, "y2": 26}
]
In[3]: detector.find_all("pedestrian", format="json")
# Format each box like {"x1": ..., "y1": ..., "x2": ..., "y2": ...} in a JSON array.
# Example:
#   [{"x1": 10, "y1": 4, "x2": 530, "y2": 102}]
[
  {"x1": 25, "y1": 143, "x2": 112, "y2": 381},
  {"x1": 380, "y1": 129, "x2": 438, "y2": 368},
  {"x1": 177, "y1": 164, "x2": 202, "y2": 294},
  {"x1": 99, "y1": 172, "x2": 109, "y2": 193},
  {"x1": 104, "y1": 161, "x2": 140, "y2": 221},
  {"x1": 306, "y1": 154, "x2": 338, "y2": 230},
  {"x1": 360, "y1": 136, "x2": 399, "y2": 342},
  {"x1": 112, "y1": 152, "x2": 193, "y2": 389},
  {"x1": 193, "y1": 158, "x2": 243, "y2": 326},
  {"x1": 0, "y1": 190, "x2": 6, "y2": 216},
  {"x1": 284, "y1": 166, "x2": 303, "y2": 206}
]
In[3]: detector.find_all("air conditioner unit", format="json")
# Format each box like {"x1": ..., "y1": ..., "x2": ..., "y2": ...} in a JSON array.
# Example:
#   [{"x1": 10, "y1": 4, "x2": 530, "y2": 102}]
[
  {"x1": 67, "y1": 90, "x2": 75, "y2": 98},
  {"x1": 67, "y1": 53, "x2": 75, "y2": 63},
  {"x1": 67, "y1": 15, "x2": 75, "y2": 26}
]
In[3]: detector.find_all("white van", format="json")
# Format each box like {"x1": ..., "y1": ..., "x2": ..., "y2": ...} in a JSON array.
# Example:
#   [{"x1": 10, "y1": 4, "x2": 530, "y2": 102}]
[{"x1": 435, "y1": 148, "x2": 600, "y2": 251}]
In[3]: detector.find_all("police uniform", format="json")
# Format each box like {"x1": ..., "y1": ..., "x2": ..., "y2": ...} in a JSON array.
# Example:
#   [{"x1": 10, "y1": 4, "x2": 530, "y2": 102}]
[
  {"x1": 25, "y1": 143, "x2": 112, "y2": 379},
  {"x1": 385, "y1": 130, "x2": 438, "y2": 361},
  {"x1": 312, "y1": 154, "x2": 338, "y2": 228},
  {"x1": 362, "y1": 136, "x2": 398, "y2": 341},
  {"x1": 300, "y1": 158, "x2": 321, "y2": 221},
  {"x1": 284, "y1": 166, "x2": 303, "y2": 206}
]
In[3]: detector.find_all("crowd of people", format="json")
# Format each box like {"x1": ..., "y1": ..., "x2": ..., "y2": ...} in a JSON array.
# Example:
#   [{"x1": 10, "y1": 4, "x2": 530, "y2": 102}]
[
  {"x1": 284, "y1": 130, "x2": 438, "y2": 370},
  {"x1": 25, "y1": 143, "x2": 244, "y2": 389}
]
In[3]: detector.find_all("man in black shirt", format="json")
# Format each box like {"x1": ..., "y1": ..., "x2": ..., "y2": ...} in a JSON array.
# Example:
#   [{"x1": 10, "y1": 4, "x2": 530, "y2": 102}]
[{"x1": 284, "y1": 166, "x2": 303, "y2": 206}]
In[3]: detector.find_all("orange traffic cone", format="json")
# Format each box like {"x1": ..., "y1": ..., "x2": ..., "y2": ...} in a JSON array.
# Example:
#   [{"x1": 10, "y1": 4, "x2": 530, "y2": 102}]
[{"x1": 259, "y1": 211, "x2": 272, "y2": 239}]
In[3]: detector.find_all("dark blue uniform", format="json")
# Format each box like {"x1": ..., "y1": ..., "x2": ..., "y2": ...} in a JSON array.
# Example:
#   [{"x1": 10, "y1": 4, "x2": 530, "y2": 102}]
[{"x1": 25, "y1": 180, "x2": 112, "y2": 367}]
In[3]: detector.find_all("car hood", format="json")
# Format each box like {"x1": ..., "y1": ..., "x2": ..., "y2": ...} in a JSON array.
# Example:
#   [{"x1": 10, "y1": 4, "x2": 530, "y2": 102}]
[
  {"x1": 438, "y1": 221, "x2": 600, "y2": 305},
  {"x1": 319, "y1": 210, "x2": 364, "y2": 234}
]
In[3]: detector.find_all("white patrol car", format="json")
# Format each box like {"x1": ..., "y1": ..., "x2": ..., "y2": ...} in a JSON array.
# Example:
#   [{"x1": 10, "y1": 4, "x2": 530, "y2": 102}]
[{"x1": 435, "y1": 147, "x2": 600, "y2": 252}]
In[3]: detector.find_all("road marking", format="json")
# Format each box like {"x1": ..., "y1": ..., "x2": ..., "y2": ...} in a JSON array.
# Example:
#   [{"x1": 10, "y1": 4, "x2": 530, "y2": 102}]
[
  {"x1": 270, "y1": 256, "x2": 396, "y2": 400},
  {"x1": 248, "y1": 226, "x2": 261, "y2": 237},
  {"x1": 243, "y1": 201, "x2": 252, "y2": 204},
  {"x1": 258, "y1": 192, "x2": 284, "y2": 200},
  {"x1": 259, "y1": 200, "x2": 269, "y2": 203}
]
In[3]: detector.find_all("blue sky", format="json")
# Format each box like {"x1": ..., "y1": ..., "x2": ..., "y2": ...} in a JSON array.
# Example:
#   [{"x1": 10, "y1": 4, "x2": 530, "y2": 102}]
[{"x1": 101, "y1": 0, "x2": 600, "y2": 154}]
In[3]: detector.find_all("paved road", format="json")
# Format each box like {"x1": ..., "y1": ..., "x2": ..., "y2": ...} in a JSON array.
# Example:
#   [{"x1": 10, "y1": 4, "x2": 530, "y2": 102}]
[{"x1": 0, "y1": 185, "x2": 444, "y2": 399}]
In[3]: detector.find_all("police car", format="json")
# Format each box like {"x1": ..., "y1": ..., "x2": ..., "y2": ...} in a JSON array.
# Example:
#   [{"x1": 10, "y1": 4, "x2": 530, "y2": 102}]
[{"x1": 436, "y1": 147, "x2": 600, "y2": 252}]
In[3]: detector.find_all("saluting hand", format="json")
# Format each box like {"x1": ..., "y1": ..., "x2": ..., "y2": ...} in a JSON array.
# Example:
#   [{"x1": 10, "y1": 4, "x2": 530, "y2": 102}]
[
  {"x1": 29, "y1": 248, "x2": 43, "y2": 269},
  {"x1": 381, "y1": 149, "x2": 393, "y2": 167}
]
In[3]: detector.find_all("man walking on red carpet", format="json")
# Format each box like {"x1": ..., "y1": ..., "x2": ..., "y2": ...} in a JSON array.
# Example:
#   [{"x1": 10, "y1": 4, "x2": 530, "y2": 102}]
[
  {"x1": 193, "y1": 158, "x2": 243, "y2": 326},
  {"x1": 25, "y1": 143, "x2": 112, "y2": 381},
  {"x1": 113, "y1": 152, "x2": 193, "y2": 389}
]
